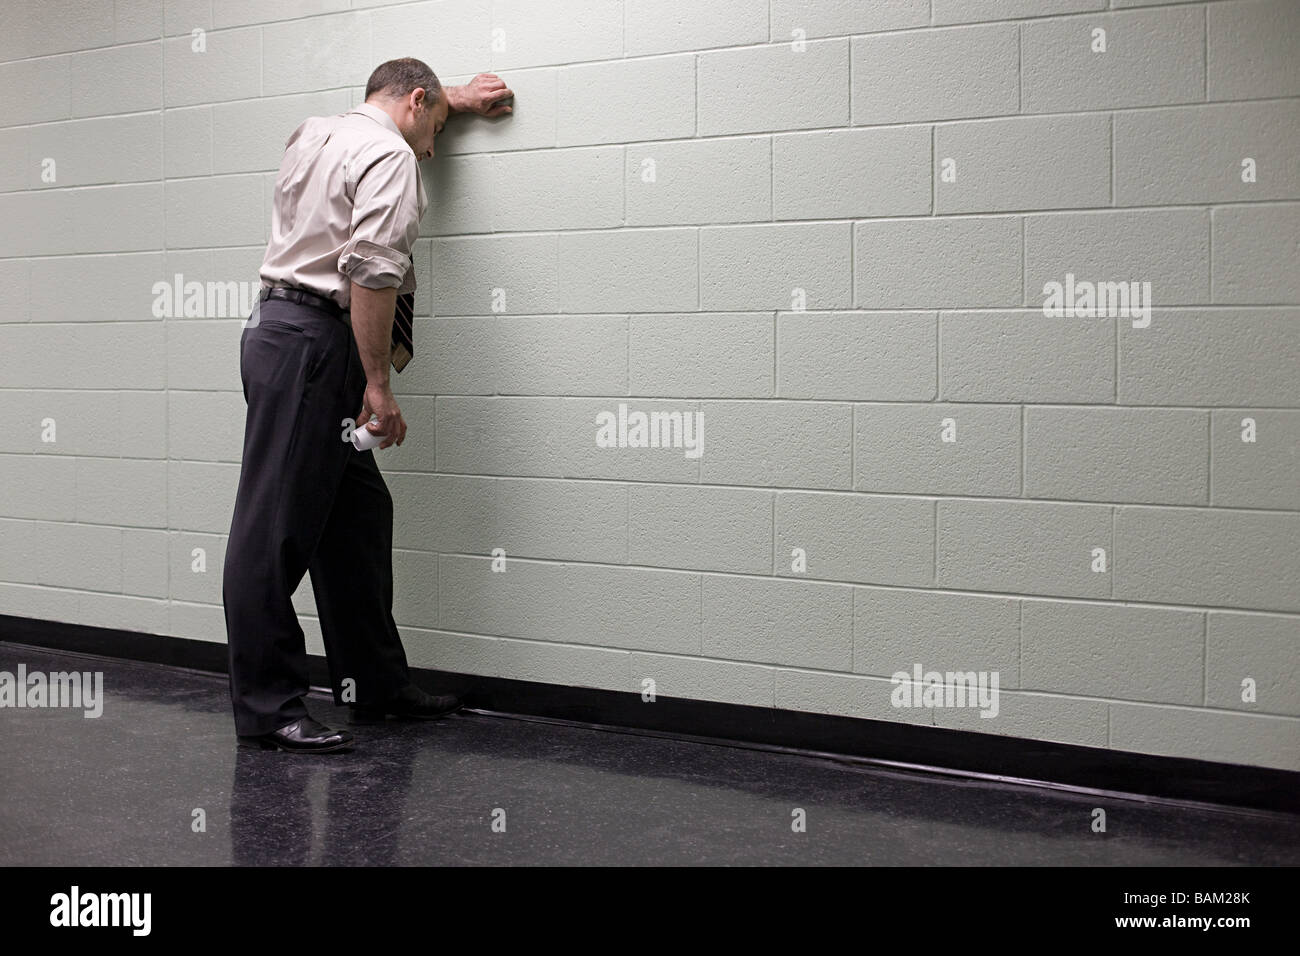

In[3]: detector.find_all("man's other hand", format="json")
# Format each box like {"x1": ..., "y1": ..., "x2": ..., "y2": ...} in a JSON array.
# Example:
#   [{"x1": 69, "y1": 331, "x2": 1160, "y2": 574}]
[{"x1": 357, "y1": 381, "x2": 407, "y2": 449}]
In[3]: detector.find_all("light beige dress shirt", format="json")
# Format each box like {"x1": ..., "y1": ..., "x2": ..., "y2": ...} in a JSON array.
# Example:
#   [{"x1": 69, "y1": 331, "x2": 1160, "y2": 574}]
[{"x1": 259, "y1": 102, "x2": 428, "y2": 311}]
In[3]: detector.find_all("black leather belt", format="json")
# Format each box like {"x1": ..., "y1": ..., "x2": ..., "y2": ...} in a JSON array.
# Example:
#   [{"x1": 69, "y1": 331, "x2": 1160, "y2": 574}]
[{"x1": 260, "y1": 285, "x2": 346, "y2": 318}]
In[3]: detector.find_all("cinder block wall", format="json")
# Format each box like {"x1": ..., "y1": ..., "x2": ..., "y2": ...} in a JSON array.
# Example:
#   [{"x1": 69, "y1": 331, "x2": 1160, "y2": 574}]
[{"x1": 1, "y1": 0, "x2": 1297, "y2": 770}]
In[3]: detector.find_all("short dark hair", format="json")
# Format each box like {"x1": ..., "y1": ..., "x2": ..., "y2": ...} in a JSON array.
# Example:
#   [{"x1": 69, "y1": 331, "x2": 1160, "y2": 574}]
[{"x1": 365, "y1": 57, "x2": 442, "y2": 105}]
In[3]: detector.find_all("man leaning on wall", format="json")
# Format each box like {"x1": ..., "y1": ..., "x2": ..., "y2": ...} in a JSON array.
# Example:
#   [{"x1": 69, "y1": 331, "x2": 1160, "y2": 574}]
[{"x1": 222, "y1": 58, "x2": 514, "y2": 754}]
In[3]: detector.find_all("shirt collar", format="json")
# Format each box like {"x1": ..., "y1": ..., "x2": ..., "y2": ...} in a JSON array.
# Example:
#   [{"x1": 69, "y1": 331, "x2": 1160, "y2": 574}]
[{"x1": 349, "y1": 102, "x2": 408, "y2": 144}]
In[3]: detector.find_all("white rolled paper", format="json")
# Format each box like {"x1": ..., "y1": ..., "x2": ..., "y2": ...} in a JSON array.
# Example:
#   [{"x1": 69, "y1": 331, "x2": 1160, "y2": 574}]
[{"x1": 352, "y1": 420, "x2": 387, "y2": 451}]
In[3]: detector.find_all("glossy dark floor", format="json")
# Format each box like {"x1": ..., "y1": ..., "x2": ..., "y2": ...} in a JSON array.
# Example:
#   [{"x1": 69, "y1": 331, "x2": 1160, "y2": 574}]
[{"x1": 2, "y1": 641, "x2": 1297, "y2": 866}]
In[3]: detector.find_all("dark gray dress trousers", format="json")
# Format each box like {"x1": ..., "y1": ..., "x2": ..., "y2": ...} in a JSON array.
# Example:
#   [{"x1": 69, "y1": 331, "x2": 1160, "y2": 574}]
[{"x1": 222, "y1": 297, "x2": 411, "y2": 736}]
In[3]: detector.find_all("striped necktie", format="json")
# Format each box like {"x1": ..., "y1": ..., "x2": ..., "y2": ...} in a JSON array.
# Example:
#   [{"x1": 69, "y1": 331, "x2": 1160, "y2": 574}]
[{"x1": 391, "y1": 256, "x2": 415, "y2": 373}]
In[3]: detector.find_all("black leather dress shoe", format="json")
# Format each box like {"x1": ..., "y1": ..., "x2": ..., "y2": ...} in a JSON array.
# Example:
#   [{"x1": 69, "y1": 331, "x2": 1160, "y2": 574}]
[
  {"x1": 237, "y1": 716, "x2": 355, "y2": 753},
  {"x1": 349, "y1": 684, "x2": 463, "y2": 724}
]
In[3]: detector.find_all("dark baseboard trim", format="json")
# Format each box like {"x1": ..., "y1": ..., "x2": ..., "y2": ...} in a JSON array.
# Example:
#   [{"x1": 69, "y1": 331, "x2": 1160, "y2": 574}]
[{"x1": 4, "y1": 613, "x2": 1297, "y2": 816}]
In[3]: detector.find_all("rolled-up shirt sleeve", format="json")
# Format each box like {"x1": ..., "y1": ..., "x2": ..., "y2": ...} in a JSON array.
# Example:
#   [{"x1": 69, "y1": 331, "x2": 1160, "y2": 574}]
[{"x1": 337, "y1": 148, "x2": 420, "y2": 290}]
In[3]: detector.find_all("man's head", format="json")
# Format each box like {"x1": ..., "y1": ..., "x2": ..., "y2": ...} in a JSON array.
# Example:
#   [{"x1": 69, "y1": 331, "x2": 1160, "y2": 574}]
[{"x1": 364, "y1": 58, "x2": 447, "y2": 160}]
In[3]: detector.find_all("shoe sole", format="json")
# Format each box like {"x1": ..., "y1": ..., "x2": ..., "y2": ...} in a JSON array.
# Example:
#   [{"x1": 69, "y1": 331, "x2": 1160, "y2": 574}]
[
  {"x1": 237, "y1": 735, "x2": 355, "y2": 753},
  {"x1": 348, "y1": 702, "x2": 464, "y2": 724}
]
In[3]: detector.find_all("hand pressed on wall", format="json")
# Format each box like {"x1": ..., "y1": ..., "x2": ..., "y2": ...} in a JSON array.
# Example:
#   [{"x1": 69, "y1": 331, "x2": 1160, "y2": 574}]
[{"x1": 449, "y1": 73, "x2": 514, "y2": 116}]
